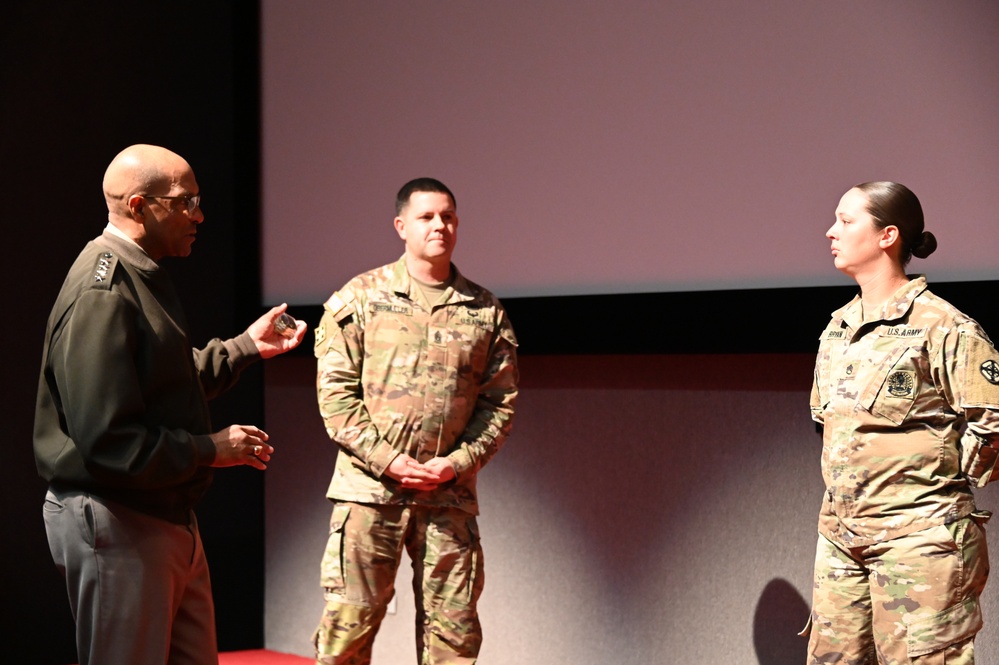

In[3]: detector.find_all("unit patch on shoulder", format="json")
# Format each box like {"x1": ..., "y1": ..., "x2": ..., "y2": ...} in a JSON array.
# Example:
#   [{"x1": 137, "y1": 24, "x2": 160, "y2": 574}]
[
  {"x1": 960, "y1": 331, "x2": 999, "y2": 406},
  {"x1": 981, "y1": 359, "x2": 999, "y2": 386},
  {"x1": 314, "y1": 321, "x2": 327, "y2": 350}
]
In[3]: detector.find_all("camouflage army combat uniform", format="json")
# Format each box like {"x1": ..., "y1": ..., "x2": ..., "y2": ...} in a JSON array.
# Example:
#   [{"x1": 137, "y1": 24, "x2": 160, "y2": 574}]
[
  {"x1": 805, "y1": 276, "x2": 999, "y2": 664},
  {"x1": 313, "y1": 256, "x2": 518, "y2": 664}
]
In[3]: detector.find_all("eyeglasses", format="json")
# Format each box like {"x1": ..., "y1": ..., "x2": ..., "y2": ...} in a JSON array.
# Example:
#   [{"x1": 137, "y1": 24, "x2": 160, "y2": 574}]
[{"x1": 142, "y1": 193, "x2": 201, "y2": 213}]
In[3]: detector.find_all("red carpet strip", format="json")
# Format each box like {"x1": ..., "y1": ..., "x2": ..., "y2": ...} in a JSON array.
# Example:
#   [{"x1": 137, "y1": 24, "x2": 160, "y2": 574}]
[{"x1": 219, "y1": 650, "x2": 313, "y2": 665}]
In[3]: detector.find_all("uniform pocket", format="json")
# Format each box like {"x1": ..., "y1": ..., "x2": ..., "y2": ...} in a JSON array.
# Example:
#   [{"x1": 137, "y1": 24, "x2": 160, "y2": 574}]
[
  {"x1": 861, "y1": 346, "x2": 921, "y2": 425},
  {"x1": 905, "y1": 595, "x2": 982, "y2": 658},
  {"x1": 960, "y1": 432, "x2": 999, "y2": 488},
  {"x1": 319, "y1": 503, "x2": 351, "y2": 593},
  {"x1": 42, "y1": 490, "x2": 64, "y2": 514}
]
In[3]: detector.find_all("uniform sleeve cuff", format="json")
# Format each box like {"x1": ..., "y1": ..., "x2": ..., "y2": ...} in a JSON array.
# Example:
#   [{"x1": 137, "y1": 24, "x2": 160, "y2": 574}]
[
  {"x1": 447, "y1": 448, "x2": 474, "y2": 480},
  {"x1": 224, "y1": 333, "x2": 261, "y2": 367},
  {"x1": 193, "y1": 434, "x2": 217, "y2": 465},
  {"x1": 366, "y1": 442, "x2": 399, "y2": 478}
]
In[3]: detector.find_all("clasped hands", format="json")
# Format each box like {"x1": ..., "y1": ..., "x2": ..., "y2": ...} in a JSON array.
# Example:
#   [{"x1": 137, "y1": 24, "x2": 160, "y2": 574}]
[{"x1": 384, "y1": 454, "x2": 456, "y2": 491}]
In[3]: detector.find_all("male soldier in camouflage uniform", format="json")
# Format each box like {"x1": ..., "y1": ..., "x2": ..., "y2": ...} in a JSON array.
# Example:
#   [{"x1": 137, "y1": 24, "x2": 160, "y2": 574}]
[{"x1": 312, "y1": 178, "x2": 518, "y2": 664}]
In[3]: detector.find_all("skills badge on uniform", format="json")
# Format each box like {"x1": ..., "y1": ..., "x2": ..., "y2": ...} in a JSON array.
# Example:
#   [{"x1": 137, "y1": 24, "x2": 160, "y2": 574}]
[{"x1": 886, "y1": 370, "x2": 915, "y2": 398}]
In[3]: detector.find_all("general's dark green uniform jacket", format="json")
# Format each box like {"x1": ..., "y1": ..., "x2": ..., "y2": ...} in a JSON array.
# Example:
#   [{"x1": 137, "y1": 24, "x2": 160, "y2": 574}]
[{"x1": 33, "y1": 230, "x2": 259, "y2": 523}]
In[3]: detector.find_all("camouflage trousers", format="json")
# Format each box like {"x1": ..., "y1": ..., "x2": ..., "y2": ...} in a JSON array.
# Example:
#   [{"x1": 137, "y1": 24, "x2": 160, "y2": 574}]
[
  {"x1": 805, "y1": 515, "x2": 990, "y2": 664},
  {"x1": 314, "y1": 502, "x2": 484, "y2": 665}
]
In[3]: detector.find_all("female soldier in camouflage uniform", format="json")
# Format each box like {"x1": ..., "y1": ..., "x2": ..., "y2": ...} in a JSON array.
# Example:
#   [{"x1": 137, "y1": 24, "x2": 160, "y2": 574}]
[{"x1": 806, "y1": 182, "x2": 999, "y2": 664}]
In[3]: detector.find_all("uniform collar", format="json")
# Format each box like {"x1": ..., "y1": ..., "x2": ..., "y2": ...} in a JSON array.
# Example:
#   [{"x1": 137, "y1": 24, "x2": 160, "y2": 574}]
[
  {"x1": 833, "y1": 275, "x2": 928, "y2": 330},
  {"x1": 96, "y1": 228, "x2": 161, "y2": 272},
  {"x1": 389, "y1": 254, "x2": 475, "y2": 304}
]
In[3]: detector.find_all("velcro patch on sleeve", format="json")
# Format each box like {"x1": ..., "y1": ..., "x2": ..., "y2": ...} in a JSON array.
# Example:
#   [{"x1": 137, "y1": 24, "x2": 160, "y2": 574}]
[
  {"x1": 961, "y1": 332, "x2": 999, "y2": 407},
  {"x1": 324, "y1": 289, "x2": 356, "y2": 323}
]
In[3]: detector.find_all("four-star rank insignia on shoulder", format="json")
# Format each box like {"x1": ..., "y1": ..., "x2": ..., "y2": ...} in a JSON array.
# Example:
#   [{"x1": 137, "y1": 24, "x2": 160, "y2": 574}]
[{"x1": 92, "y1": 251, "x2": 116, "y2": 286}]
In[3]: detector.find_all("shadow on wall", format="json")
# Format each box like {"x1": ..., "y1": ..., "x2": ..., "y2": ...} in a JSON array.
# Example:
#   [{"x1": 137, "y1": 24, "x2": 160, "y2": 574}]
[
  {"x1": 754, "y1": 578, "x2": 809, "y2": 665},
  {"x1": 262, "y1": 354, "x2": 826, "y2": 662}
]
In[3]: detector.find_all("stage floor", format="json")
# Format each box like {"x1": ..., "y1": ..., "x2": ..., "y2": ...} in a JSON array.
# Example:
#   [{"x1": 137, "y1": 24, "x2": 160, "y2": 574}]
[
  {"x1": 68, "y1": 650, "x2": 313, "y2": 665},
  {"x1": 220, "y1": 651, "x2": 312, "y2": 665}
]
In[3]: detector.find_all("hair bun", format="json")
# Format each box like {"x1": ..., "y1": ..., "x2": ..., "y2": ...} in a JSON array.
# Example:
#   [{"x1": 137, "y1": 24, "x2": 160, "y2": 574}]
[{"x1": 911, "y1": 230, "x2": 937, "y2": 259}]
